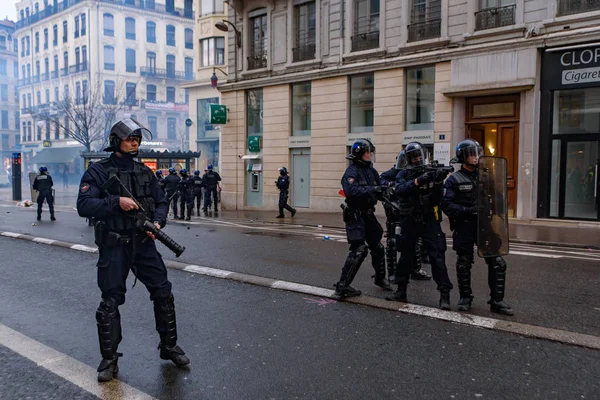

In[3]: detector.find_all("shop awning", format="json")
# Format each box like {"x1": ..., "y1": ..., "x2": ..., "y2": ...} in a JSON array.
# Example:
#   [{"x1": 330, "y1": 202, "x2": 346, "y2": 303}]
[
  {"x1": 241, "y1": 154, "x2": 261, "y2": 160},
  {"x1": 30, "y1": 146, "x2": 86, "y2": 164}
]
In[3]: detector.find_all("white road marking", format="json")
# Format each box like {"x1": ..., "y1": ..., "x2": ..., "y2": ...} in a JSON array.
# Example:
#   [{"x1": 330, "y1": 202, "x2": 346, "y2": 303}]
[
  {"x1": 270, "y1": 280, "x2": 336, "y2": 298},
  {"x1": 0, "y1": 323, "x2": 158, "y2": 400},
  {"x1": 184, "y1": 264, "x2": 234, "y2": 278},
  {"x1": 1, "y1": 231, "x2": 22, "y2": 238},
  {"x1": 70, "y1": 244, "x2": 97, "y2": 253},
  {"x1": 33, "y1": 237, "x2": 56, "y2": 245},
  {"x1": 509, "y1": 250, "x2": 563, "y2": 258},
  {"x1": 399, "y1": 304, "x2": 498, "y2": 329}
]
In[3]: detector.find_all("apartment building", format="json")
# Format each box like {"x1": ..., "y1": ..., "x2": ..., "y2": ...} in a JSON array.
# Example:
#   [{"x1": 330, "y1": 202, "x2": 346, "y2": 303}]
[
  {"x1": 216, "y1": 0, "x2": 600, "y2": 222},
  {"x1": 182, "y1": 0, "x2": 228, "y2": 172},
  {"x1": 14, "y1": 0, "x2": 195, "y2": 175},
  {"x1": 0, "y1": 20, "x2": 21, "y2": 176}
]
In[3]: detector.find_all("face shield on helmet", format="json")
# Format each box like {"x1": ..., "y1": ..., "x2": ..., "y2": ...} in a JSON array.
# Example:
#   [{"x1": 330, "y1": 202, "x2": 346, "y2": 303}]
[
  {"x1": 395, "y1": 151, "x2": 408, "y2": 169},
  {"x1": 104, "y1": 118, "x2": 153, "y2": 154},
  {"x1": 347, "y1": 139, "x2": 376, "y2": 162},
  {"x1": 404, "y1": 142, "x2": 426, "y2": 168},
  {"x1": 462, "y1": 144, "x2": 484, "y2": 166}
]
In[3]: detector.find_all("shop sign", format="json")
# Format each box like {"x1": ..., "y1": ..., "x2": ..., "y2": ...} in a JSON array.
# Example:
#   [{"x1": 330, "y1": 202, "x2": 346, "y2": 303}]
[
  {"x1": 401, "y1": 130, "x2": 434, "y2": 145},
  {"x1": 433, "y1": 142, "x2": 451, "y2": 166},
  {"x1": 209, "y1": 104, "x2": 227, "y2": 124},
  {"x1": 248, "y1": 135, "x2": 261, "y2": 152},
  {"x1": 543, "y1": 44, "x2": 600, "y2": 90},
  {"x1": 289, "y1": 136, "x2": 311, "y2": 148},
  {"x1": 43, "y1": 141, "x2": 52, "y2": 148},
  {"x1": 346, "y1": 132, "x2": 374, "y2": 146}
]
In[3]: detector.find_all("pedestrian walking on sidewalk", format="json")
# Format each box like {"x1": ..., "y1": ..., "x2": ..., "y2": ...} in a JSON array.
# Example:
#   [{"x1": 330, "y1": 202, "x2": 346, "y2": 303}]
[
  {"x1": 275, "y1": 167, "x2": 296, "y2": 218},
  {"x1": 333, "y1": 139, "x2": 392, "y2": 300},
  {"x1": 33, "y1": 166, "x2": 56, "y2": 221},
  {"x1": 76, "y1": 118, "x2": 190, "y2": 382},
  {"x1": 441, "y1": 139, "x2": 513, "y2": 316}
]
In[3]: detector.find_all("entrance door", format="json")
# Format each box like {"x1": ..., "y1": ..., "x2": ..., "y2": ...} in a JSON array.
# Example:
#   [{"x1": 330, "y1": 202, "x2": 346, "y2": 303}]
[
  {"x1": 560, "y1": 140, "x2": 599, "y2": 220},
  {"x1": 292, "y1": 150, "x2": 310, "y2": 208}
]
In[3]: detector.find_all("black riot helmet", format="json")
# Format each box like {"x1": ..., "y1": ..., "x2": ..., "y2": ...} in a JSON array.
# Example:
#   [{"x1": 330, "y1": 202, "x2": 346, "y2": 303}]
[
  {"x1": 404, "y1": 142, "x2": 426, "y2": 168},
  {"x1": 180, "y1": 168, "x2": 188, "y2": 176},
  {"x1": 346, "y1": 138, "x2": 376, "y2": 161},
  {"x1": 395, "y1": 150, "x2": 408, "y2": 169},
  {"x1": 278, "y1": 167, "x2": 288, "y2": 175},
  {"x1": 453, "y1": 139, "x2": 484, "y2": 166},
  {"x1": 104, "y1": 118, "x2": 152, "y2": 156}
]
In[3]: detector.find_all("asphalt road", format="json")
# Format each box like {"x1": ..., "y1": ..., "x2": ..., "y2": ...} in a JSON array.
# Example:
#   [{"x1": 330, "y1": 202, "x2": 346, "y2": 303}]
[
  {"x1": 1, "y1": 205, "x2": 599, "y2": 337},
  {"x1": 1, "y1": 236, "x2": 599, "y2": 399}
]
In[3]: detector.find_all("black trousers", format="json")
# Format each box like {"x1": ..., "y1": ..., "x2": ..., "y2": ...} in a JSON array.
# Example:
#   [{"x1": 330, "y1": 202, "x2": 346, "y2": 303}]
[
  {"x1": 37, "y1": 190, "x2": 54, "y2": 216},
  {"x1": 278, "y1": 189, "x2": 294, "y2": 215},
  {"x1": 396, "y1": 216, "x2": 453, "y2": 292}
]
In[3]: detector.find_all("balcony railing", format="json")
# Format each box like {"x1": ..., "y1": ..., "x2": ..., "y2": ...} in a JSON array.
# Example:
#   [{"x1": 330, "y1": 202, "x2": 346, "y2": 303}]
[
  {"x1": 18, "y1": 77, "x2": 31, "y2": 86},
  {"x1": 69, "y1": 63, "x2": 87, "y2": 74},
  {"x1": 16, "y1": 0, "x2": 193, "y2": 30},
  {"x1": 60, "y1": 67, "x2": 68, "y2": 77},
  {"x1": 407, "y1": 19, "x2": 441, "y2": 42},
  {"x1": 33, "y1": 75, "x2": 40, "y2": 83},
  {"x1": 351, "y1": 31, "x2": 379, "y2": 52},
  {"x1": 42, "y1": 72, "x2": 49, "y2": 81},
  {"x1": 248, "y1": 52, "x2": 267, "y2": 70},
  {"x1": 475, "y1": 5, "x2": 516, "y2": 31},
  {"x1": 51, "y1": 70, "x2": 58, "y2": 79},
  {"x1": 558, "y1": 0, "x2": 600, "y2": 16},
  {"x1": 104, "y1": 63, "x2": 115, "y2": 71},
  {"x1": 140, "y1": 66, "x2": 190, "y2": 81},
  {"x1": 122, "y1": 99, "x2": 139, "y2": 106},
  {"x1": 292, "y1": 43, "x2": 316, "y2": 63}
]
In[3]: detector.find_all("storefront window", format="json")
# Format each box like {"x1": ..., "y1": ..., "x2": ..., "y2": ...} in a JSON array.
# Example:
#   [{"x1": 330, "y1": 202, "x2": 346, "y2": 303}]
[
  {"x1": 405, "y1": 66, "x2": 435, "y2": 131},
  {"x1": 197, "y1": 97, "x2": 220, "y2": 139},
  {"x1": 564, "y1": 141, "x2": 598, "y2": 219},
  {"x1": 553, "y1": 88, "x2": 600, "y2": 134},
  {"x1": 349, "y1": 73, "x2": 374, "y2": 133},
  {"x1": 549, "y1": 140, "x2": 560, "y2": 217},
  {"x1": 292, "y1": 82, "x2": 311, "y2": 136},
  {"x1": 247, "y1": 89, "x2": 263, "y2": 137}
]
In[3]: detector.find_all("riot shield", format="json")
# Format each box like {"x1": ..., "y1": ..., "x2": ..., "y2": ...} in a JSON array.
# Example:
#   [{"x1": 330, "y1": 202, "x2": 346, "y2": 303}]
[
  {"x1": 29, "y1": 172, "x2": 39, "y2": 203},
  {"x1": 477, "y1": 156, "x2": 509, "y2": 258}
]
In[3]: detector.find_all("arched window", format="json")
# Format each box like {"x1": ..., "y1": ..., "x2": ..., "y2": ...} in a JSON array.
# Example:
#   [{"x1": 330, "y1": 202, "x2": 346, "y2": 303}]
[
  {"x1": 166, "y1": 25, "x2": 175, "y2": 46},
  {"x1": 103, "y1": 13, "x2": 114, "y2": 36},
  {"x1": 125, "y1": 17, "x2": 136, "y2": 40},
  {"x1": 103, "y1": 45, "x2": 114, "y2": 70},
  {"x1": 146, "y1": 21, "x2": 156, "y2": 43}
]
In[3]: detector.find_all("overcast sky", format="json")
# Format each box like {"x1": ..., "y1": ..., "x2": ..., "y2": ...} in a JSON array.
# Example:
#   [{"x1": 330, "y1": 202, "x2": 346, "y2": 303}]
[{"x1": 1, "y1": 1, "x2": 18, "y2": 22}]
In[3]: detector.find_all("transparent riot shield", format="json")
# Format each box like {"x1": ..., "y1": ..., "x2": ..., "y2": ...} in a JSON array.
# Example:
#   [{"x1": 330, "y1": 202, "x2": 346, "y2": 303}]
[
  {"x1": 29, "y1": 172, "x2": 39, "y2": 203},
  {"x1": 477, "y1": 156, "x2": 509, "y2": 258}
]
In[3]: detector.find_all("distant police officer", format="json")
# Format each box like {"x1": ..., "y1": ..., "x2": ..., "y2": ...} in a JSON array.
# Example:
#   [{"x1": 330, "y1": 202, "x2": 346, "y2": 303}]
[
  {"x1": 178, "y1": 169, "x2": 194, "y2": 221},
  {"x1": 191, "y1": 170, "x2": 203, "y2": 216},
  {"x1": 202, "y1": 165, "x2": 221, "y2": 213},
  {"x1": 334, "y1": 139, "x2": 392, "y2": 300},
  {"x1": 33, "y1": 166, "x2": 56, "y2": 221},
  {"x1": 77, "y1": 118, "x2": 190, "y2": 382},
  {"x1": 379, "y1": 151, "x2": 431, "y2": 283},
  {"x1": 164, "y1": 167, "x2": 180, "y2": 217},
  {"x1": 389, "y1": 142, "x2": 453, "y2": 310},
  {"x1": 156, "y1": 170, "x2": 165, "y2": 192},
  {"x1": 441, "y1": 139, "x2": 513, "y2": 315},
  {"x1": 275, "y1": 167, "x2": 296, "y2": 218}
]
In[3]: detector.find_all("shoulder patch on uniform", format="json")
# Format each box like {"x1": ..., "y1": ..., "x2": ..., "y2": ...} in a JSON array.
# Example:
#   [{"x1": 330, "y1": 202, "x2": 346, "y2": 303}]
[
  {"x1": 347, "y1": 177, "x2": 355, "y2": 183},
  {"x1": 80, "y1": 184, "x2": 90, "y2": 193}
]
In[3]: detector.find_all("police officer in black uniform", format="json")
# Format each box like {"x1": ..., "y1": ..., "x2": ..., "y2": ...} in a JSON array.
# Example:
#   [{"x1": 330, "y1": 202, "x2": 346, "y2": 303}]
[
  {"x1": 156, "y1": 170, "x2": 165, "y2": 192},
  {"x1": 275, "y1": 167, "x2": 297, "y2": 218},
  {"x1": 441, "y1": 139, "x2": 514, "y2": 315},
  {"x1": 388, "y1": 142, "x2": 453, "y2": 310},
  {"x1": 379, "y1": 151, "x2": 431, "y2": 283},
  {"x1": 191, "y1": 170, "x2": 203, "y2": 216},
  {"x1": 333, "y1": 139, "x2": 392, "y2": 300},
  {"x1": 33, "y1": 166, "x2": 56, "y2": 221},
  {"x1": 202, "y1": 165, "x2": 221, "y2": 214},
  {"x1": 164, "y1": 167, "x2": 180, "y2": 217},
  {"x1": 76, "y1": 118, "x2": 190, "y2": 382},
  {"x1": 178, "y1": 169, "x2": 194, "y2": 221}
]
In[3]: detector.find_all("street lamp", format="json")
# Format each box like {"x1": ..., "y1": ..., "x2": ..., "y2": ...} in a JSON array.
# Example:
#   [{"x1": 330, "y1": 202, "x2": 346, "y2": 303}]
[
  {"x1": 215, "y1": 19, "x2": 241, "y2": 82},
  {"x1": 211, "y1": 67, "x2": 228, "y2": 89}
]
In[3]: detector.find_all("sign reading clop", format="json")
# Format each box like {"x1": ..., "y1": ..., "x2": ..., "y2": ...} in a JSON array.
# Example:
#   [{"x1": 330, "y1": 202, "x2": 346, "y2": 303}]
[{"x1": 209, "y1": 104, "x2": 227, "y2": 124}]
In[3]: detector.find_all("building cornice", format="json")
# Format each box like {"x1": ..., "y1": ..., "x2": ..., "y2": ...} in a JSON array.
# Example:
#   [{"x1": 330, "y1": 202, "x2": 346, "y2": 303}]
[{"x1": 218, "y1": 25, "x2": 600, "y2": 92}]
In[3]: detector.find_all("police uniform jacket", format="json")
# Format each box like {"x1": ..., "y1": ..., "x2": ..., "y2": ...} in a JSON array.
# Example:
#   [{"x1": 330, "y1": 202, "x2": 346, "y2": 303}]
[
  {"x1": 33, "y1": 173, "x2": 54, "y2": 192},
  {"x1": 441, "y1": 167, "x2": 477, "y2": 222},
  {"x1": 191, "y1": 176, "x2": 203, "y2": 194},
  {"x1": 276, "y1": 175, "x2": 290, "y2": 191},
  {"x1": 202, "y1": 171, "x2": 222, "y2": 188},
  {"x1": 394, "y1": 167, "x2": 443, "y2": 218},
  {"x1": 164, "y1": 174, "x2": 180, "y2": 194},
  {"x1": 342, "y1": 161, "x2": 380, "y2": 211}
]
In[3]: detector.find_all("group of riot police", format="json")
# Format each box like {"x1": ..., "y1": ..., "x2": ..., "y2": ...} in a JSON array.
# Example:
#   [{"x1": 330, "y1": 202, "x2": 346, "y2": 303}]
[
  {"x1": 334, "y1": 138, "x2": 513, "y2": 317},
  {"x1": 155, "y1": 165, "x2": 222, "y2": 220}
]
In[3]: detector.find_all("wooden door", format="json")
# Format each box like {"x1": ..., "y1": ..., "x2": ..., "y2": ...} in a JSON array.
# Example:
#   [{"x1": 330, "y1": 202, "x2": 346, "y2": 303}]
[{"x1": 497, "y1": 123, "x2": 519, "y2": 217}]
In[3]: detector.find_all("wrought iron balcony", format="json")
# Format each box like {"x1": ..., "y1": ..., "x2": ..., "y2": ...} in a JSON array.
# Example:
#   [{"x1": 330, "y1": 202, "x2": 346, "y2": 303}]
[
  {"x1": 42, "y1": 72, "x2": 49, "y2": 81},
  {"x1": 475, "y1": 5, "x2": 516, "y2": 31},
  {"x1": 18, "y1": 77, "x2": 31, "y2": 86},
  {"x1": 60, "y1": 67, "x2": 68, "y2": 77},
  {"x1": 292, "y1": 43, "x2": 316, "y2": 63},
  {"x1": 33, "y1": 75, "x2": 40, "y2": 83},
  {"x1": 122, "y1": 98, "x2": 139, "y2": 106},
  {"x1": 51, "y1": 70, "x2": 58, "y2": 79},
  {"x1": 248, "y1": 52, "x2": 267, "y2": 70},
  {"x1": 140, "y1": 66, "x2": 189, "y2": 81},
  {"x1": 69, "y1": 63, "x2": 87, "y2": 74},
  {"x1": 407, "y1": 19, "x2": 441, "y2": 42},
  {"x1": 351, "y1": 31, "x2": 379, "y2": 52},
  {"x1": 558, "y1": 0, "x2": 600, "y2": 16}
]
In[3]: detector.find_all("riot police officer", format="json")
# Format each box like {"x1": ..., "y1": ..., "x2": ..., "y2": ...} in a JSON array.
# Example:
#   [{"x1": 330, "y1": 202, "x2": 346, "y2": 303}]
[
  {"x1": 379, "y1": 151, "x2": 431, "y2": 283},
  {"x1": 33, "y1": 166, "x2": 56, "y2": 221},
  {"x1": 334, "y1": 139, "x2": 392, "y2": 300},
  {"x1": 76, "y1": 118, "x2": 190, "y2": 382},
  {"x1": 178, "y1": 169, "x2": 194, "y2": 221},
  {"x1": 156, "y1": 170, "x2": 165, "y2": 192},
  {"x1": 164, "y1": 167, "x2": 180, "y2": 217},
  {"x1": 441, "y1": 139, "x2": 514, "y2": 315},
  {"x1": 191, "y1": 170, "x2": 203, "y2": 216},
  {"x1": 275, "y1": 167, "x2": 297, "y2": 218},
  {"x1": 388, "y1": 142, "x2": 453, "y2": 310},
  {"x1": 202, "y1": 165, "x2": 221, "y2": 213}
]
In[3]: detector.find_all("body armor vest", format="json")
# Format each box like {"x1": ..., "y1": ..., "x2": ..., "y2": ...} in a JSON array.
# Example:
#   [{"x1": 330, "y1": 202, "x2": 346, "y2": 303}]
[
  {"x1": 398, "y1": 168, "x2": 436, "y2": 217},
  {"x1": 98, "y1": 158, "x2": 156, "y2": 233},
  {"x1": 451, "y1": 169, "x2": 477, "y2": 209},
  {"x1": 346, "y1": 165, "x2": 378, "y2": 210}
]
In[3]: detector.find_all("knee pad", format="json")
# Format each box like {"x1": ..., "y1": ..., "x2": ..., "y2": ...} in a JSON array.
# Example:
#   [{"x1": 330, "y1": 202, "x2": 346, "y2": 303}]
[
  {"x1": 456, "y1": 254, "x2": 474, "y2": 268},
  {"x1": 487, "y1": 256, "x2": 507, "y2": 272},
  {"x1": 371, "y1": 242, "x2": 385, "y2": 258},
  {"x1": 351, "y1": 244, "x2": 368, "y2": 261}
]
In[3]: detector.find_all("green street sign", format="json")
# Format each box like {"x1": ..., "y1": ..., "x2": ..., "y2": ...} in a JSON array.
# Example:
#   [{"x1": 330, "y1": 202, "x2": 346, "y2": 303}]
[
  {"x1": 209, "y1": 104, "x2": 227, "y2": 124},
  {"x1": 248, "y1": 135, "x2": 261, "y2": 152}
]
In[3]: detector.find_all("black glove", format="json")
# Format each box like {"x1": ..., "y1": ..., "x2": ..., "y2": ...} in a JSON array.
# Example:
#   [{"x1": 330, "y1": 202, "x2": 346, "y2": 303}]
[
  {"x1": 435, "y1": 168, "x2": 450, "y2": 182},
  {"x1": 372, "y1": 186, "x2": 384, "y2": 198},
  {"x1": 416, "y1": 172, "x2": 433, "y2": 186}
]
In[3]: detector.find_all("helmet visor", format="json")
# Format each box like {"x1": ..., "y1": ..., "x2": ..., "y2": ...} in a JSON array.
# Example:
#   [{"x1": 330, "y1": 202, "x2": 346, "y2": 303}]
[
  {"x1": 463, "y1": 145, "x2": 484, "y2": 164},
  {"x1": 395, "y1": 151, "x2": 407, "y2": 169},
  {"x1": 405, "y1": 147, "x2": 426, "y2": 167}
]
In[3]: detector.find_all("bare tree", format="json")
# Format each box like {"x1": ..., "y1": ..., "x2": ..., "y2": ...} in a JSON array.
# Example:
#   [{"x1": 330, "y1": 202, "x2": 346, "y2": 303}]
[
  {"x1": 39, "y1": 78, "x2": 131, "y2": 151},
  {"x1": 176, "y1": 122, "x2": 190, "y2": 152}
]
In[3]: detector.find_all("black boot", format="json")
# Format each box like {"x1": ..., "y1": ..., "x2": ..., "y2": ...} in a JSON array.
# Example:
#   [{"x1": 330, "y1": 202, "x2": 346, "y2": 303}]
[
  {"x1": 154, "y1": 294, "x2": 191, "y2": 367},
  {"x1": 487, "y1": 257, "x2": 514, "y2": 316},
  {"x1": 291, "y1": 209, "x2": 297, "y2": 217},
  {"x1": 276, "y1": 214, "x2": 284, "y2": 218},
  {"x1": 456, "y1": 255, "x2": 473, "y2": 311},
  {"x1": 333, "y1": 245, "x2": 367, "y2": 300},
  {"x1": 50, "y1": 215, "x2": 56, "y2": 221},
  {"x1": 386, "y1": 282, "x2": 407, "y2": 302},
  {"x1": 97, "y1": 353, "x2": 121, "y2": 382},
  {"x1": 37, "y1": 215, "x2": 41, "y2": 221},
  {"x1": 411, "y1": 269, "x2": 432, "y2": 280},
  {"x1": 457, "y1": 297, "x2": 472, "y2": 311},
  {"x1": 96, "y1": 298, "x2": 122, "y2": 382},
  {"x1": 439, "y1": 291, "x2": 451, "y2": 310},
  {"x1": 332, "y1": 281, "x2": 362, "y2": 300}
]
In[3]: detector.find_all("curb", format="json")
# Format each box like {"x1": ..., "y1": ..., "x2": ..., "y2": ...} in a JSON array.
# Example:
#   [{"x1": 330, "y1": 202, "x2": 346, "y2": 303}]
[{"x1": 2, "y1": 230, "x2": 600, "y2": 351}]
